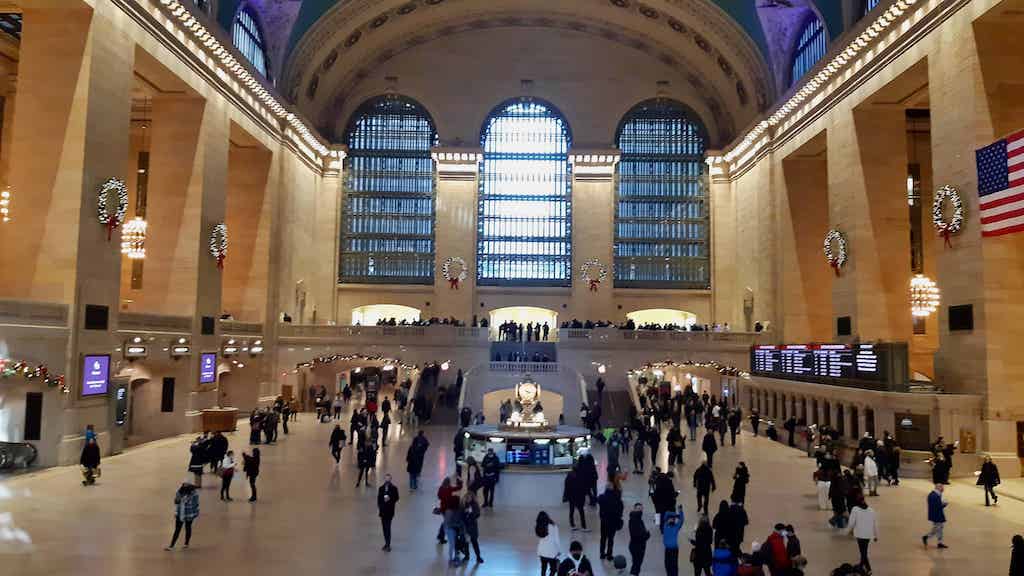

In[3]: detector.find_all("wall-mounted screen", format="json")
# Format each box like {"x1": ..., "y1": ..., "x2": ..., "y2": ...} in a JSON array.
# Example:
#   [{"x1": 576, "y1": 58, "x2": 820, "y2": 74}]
[
  {"x1": 81, "y1": 355, "x2": 110, "y2": 396},
  {"x1": 199, "y1": 353, "x2": 217, "y2": 384},
  {"x1": 750, "y1": 342, "x2": 908, "y2": 391}
]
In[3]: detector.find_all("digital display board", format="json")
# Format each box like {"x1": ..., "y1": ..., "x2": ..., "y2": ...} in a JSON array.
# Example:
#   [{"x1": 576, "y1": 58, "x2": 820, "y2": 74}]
[
  {"x1": 199, "y1": 353, "x2": 217, "y2": 384},
  {"x1": 750, "y1": 343, "x2": 905, "y2": 390},
  {"x1": 505, "y1": 442, "x2": 531, "y2": 465},
  {"x1": 81, "y1": 355, "x2": 110, "y2": 396}
]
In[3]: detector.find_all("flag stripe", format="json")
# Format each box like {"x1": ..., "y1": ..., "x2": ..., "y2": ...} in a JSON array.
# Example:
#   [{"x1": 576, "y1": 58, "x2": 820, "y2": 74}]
[
  {"x1": 1009, "y1": 130, "x2": 1024, "y2": 144},
  {"x1": 980, "y1": 196, "x2": 1024, "y2": 217},
  {"x1": 979, "y1": 187, "x2": 1024, "y2": 208},
  {"x1": 982, "y1": 212, "x2": 1024, "y2": 232},
  {"x1": 982, "y1": 221, "x2": 1024, "y2": 237},
  {"x1": 981, "y1": 205, "x2": 1024, "y2": 224}
]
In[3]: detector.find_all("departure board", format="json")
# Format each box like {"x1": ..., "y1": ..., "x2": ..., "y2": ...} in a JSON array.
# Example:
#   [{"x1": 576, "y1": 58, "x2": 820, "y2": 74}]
[{"x1": 750, "y1": 343, "x2": 904, "y2": 389}]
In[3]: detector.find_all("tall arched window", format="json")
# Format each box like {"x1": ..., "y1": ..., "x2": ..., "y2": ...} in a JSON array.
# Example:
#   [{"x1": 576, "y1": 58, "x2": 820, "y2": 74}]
[
  {"x1": 232, "y1": 5, "x2": 268, "y2": 78},
  {"x1": 477, "y1": 99, "x2": 572, "y2": 286},
  {"x1": 614, "y1": 99, "x2": 709, "y2": 288},
  {"x1": 341, "y1": 95, "x2": 438, "y2": 284},
  {"x1": 791, "y1": 15, "x2": 826, "y2": 86}
]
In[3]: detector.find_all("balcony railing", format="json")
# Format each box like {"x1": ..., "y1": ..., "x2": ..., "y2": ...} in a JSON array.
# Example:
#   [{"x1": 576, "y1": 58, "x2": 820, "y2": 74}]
[
  {"x1": 219, "y1": 320, "x2": 263, "y2": 336},
  {"x1": 489, "y1": 361, "x2": 559, "y2": 373},
  {"x1": 278, "y1": 324, "x2": 490, "y2": 346},
  {"x1": 0, "y1": 300, "x2": 69, "y2": 328},
  {"x1": 557, "y1": 327, "x2": 768, "y2": 349},
  {"x1": 118, "y1": 312, "x2": 192, "y2": 334}
]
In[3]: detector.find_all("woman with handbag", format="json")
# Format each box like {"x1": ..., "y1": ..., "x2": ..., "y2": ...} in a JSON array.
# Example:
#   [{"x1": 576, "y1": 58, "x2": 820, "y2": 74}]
[
  {"x1": 536, "y1": 511, "x2": 561, "y2": 576},
  {"x1": 219, "y1": 450, "x2": 236, "y2": 501},
  {"x1": 977, "y1": 454, "x2": 1001, "y2": 506}
]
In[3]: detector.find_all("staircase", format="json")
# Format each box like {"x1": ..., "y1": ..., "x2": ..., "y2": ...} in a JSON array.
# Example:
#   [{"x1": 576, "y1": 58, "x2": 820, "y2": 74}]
[{"x1": 587, "y1": 388, "x2": 633, "y2": 428}]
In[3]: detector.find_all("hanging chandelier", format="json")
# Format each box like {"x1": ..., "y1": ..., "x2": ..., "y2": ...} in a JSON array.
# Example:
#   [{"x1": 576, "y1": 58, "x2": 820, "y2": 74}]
[
  {"x1": 0, "y1": 186, "x2": 10, "y2": 223},
  {"x1": 909, "y1": 274, "x2": 940, "y2": 317},
  {"x1": 120, "y1": 216, "x2": 147, "y2": 259}
]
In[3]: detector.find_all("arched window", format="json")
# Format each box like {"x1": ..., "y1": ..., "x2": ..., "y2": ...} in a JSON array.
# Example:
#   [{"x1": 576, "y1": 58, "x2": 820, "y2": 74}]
[
  {"x1": 791, "y1": 15, "x2": 826, "y2": 86},
  {"x1": 232, "y1": 5, "x2": 269, "y2": 78},
  {"x1": 614, "y1": 99, "x2": 709, "y2": 288},
  {"x1": 477, "y1": 99, "x2": 572, "y2": 286},
  {"x1": 341, "y1": 95, "x2": 438, "y2": 284},
  {"x1": 862, "y1": 0, "x2": 882, "y2": 18}
]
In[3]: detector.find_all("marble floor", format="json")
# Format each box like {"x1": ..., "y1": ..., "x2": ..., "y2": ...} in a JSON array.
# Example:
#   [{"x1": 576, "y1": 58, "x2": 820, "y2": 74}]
[{"x1": 2, "y1": 409, "x2": 1023, "y2": 576}]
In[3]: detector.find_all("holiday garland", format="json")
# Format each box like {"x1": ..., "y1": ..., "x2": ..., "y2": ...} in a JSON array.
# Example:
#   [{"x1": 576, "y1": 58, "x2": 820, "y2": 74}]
[
  {"x1": 96, "y1": 178, "x2": 128, "y2": 241},
  {"x1": 209, "y1": 223, "x2": 228, "y2": 269},
  {"x1": 0, "y1": 357, "x2": 65, "y2": 390},
  {"x1": 442, "y1": 256, "x2": 468, "y2": 289},
  {"x1": 823, "y1": 229, "x2": 848, "y2": 277},
  {"x1": 580, "y1": 258, "x2": 608, "y2": 291},
  {"x1": 932, "y1": 185, "x2": 964, "y2": 248}
]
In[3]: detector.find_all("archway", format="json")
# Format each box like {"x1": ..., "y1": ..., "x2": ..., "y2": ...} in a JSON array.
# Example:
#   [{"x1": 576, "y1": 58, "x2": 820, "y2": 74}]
[
  {"x1": 488, "y1": 306, "x2": 558, "y2": 340},
  {"x1": 351, "y1": 304, "x2": 421, "y2": 326},
  {"x1": 626, "y1": 308, "x2": 697, "y2": 328}
]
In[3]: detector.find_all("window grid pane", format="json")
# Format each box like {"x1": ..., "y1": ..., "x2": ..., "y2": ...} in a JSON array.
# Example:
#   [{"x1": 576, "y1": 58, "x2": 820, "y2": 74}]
[
  {"x1": 614, "y1": 100, "x2": 709, "y2": 289},
  {"x1": 791, "y1": 16, "x2": 826, "y2": 86},
  {"x1": 340, "y1": 96, "x2": 437, "y2": 284},
  {"x1": 232, "y1": 8, "x2": 268, "y2": 78},
  {"x1": 477, "y1": 101, "x2": 572, "y2": 286}
]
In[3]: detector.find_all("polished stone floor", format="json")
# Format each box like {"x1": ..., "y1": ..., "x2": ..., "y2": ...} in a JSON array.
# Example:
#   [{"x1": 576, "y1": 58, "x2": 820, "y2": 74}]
[{"x1": 2, "y1": 406, "x2": 1023, "y2": 576}]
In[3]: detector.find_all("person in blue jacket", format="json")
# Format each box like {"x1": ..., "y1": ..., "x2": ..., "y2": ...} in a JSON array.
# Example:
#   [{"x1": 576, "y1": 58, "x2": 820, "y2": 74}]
[
  {"x1": 922, "y1": 483, "x2": 949, "y2": 549},
  {"x1": 712, "y1": 538, "x2": 737, "y2": 576},
  {"x1": 662, "y1": 506, "x2": 685, "y2": 576}
]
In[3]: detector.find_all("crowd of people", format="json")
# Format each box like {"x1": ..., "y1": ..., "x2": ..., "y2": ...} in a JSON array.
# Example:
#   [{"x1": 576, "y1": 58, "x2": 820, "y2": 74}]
[
  {"x1": 372, "y1": 316, "x2": 466, "y2": 327},
  {"x1": 497, "y1": 320, "x2": 552, "y2": 342}
]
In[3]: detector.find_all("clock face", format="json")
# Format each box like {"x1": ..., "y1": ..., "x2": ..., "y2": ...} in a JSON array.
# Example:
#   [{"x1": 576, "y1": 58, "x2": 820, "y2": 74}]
[{"x1": 519, "y1": 382, "x2": 538, "y2": 402}]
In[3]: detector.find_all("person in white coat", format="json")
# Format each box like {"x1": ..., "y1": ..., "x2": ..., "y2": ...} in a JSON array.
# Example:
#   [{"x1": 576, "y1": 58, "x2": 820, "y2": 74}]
[
  {"x1": 846, "y1": 500, "x2": 878, "y2": 574},
  {"x1": 863, "y1": 451, "x2": 880, "y2": 496},
  {"x1": 219, "y1": 450, "x2": 236, "y2": 501},
  {"x1": 536, "y1": 511, "x2": 562, "y2": 576}
]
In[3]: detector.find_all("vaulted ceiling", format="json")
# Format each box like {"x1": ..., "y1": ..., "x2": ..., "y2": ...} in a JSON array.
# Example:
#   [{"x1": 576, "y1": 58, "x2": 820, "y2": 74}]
[{"x1": 215, "y1": 0, "x2": 853, "y2": 146}]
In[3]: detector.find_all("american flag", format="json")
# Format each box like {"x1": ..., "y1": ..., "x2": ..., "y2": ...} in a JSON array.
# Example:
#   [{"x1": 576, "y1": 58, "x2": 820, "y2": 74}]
[{"x1": 977, "y1": 128, "x2": 1024, "y2": 237}]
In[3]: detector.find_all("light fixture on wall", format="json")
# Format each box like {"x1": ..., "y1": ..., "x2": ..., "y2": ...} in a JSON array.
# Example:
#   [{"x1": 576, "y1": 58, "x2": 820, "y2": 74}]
[
  {"x1": 909, "y1": 274, "x2": 940, "y2": 317},
  {"x1": 0, "y1": 186, "x2": 10, "y2": 223},
  {"x1": 121, "y1": 216, "x2": 147, "y2": 259}
]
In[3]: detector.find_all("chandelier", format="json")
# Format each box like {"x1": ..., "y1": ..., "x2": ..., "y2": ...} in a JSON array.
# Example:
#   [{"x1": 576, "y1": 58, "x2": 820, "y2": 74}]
[
  {"x1": 120, "y1": 216, "x2": 147, "y2": 259},
  {"x1": 909, "y1": 274, "x2": 940, "y2": 317},
  {"x1": 0, "y1": 186, "x2": 10, "y2": 223}
]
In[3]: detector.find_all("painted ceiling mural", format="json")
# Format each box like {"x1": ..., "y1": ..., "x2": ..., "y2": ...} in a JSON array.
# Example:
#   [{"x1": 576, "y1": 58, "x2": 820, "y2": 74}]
[{"x1": 214, "y1": 0, "x2": 853, "y2": 145}]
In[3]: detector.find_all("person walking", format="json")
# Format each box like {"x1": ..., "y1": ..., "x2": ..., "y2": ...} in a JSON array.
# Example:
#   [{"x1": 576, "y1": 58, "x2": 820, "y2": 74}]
[
  {"x1": 219, "y1": 450, "x2": 236, "y2": 501},
  {"x1": 481, "y1": 448, "x2": 501, "y2": 507},
  {"x1": 730, "y1": 462, "x2": 750, "y2": 506},
  {"x1": 537, "y1": 511, "x2": 562, "y2": 576},
  {"x1": 329, "y1": 424, "x2": 346, "y2": 465},
  {"x1": 667, "y1": 425, "x2": 685, "y2": 467},
  {"x1": 377, "y1": 473, "x2": 399, "y2": 551},
  {"x1": 763, "y1": 524, "x2": 792, "y2": 576},
  {"x1": 443, "y1": 489, "x2": 465, "y2": 566},
  {"x1": 355, "y1": 442, "x2": 374, "y2": 487},
  {"x1": 712, "y1": 501, "x2": 734, "y2": 555},
  {"x1": 242, "y1": 448, "x2": 260, "y2": 502},
  {"x1": 712, "y1": 538, "x2": 738, "y2": 576},
  {"x1": 627, "y1": 503, "x2": 650, "y2": 576},
  {"x1": 662, "y1": 507, "x2": 684, "y2": 576},
  {"x1": 598, "y1": 482, "x2": 624, "y2": 560},
  {"x1": 436, "y1": 474, "x2": 463, "y2": 545},
  {"x1": 187, "y1": 437, "x2": 206, "y2": 487},
  {"x1": 694, "y1": 456, "x2": 717, "y2": 515},
  {"x1": 691, "y1": 514, "x2": 713, "y2": 576},
  {"x1": 748, "y1": 410, "x2": 760, "y2": 436},
  {"x1": 461, "y1": 490, "x2": 484, "y2": 563},
  {"x1": 978, "y1": 454, "x2": 1001, "y2": 506},
  {"x1": 633, "y1": 430, "x2": 647, "y2": 474},
  {"x1": 563, "y1": 464, "x2": 590, "y2": 532},
  {"x1": 864, "y1": 451, "x2": 880, "y2": 497},
  {"x1": 1010, "y1": 534, "x2": 1023, "y2": 576},
  {"x1": 922, "y1": 483, "x2": 949, "y2": 549},
  {"x1": 846, "y1": 499, "x2": 878, "y2": 574},
  {"x1": 165, "y1": 481, "x2": 199, "y2": 550},
  {"x1": 406, "y1": 430, "x2": 429, "y2": 490},
  {"x1": 703, "y1": 430, "x2": 718, "y2": 469},
  {"x1": 79, "y1": 437, "x2": 101, "y2": 486},
  {"x1": 558, "y1": 540, "x2": 594, "y2": 576},
  {"x1": 380, "y1": 412, "x2": 391, "y2": 447}
]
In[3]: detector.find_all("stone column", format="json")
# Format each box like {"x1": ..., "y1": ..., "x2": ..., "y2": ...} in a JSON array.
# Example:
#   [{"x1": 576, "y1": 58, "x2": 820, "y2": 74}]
[
  {"x1": 569, "y1": 151, "x2": 619, "y2": 321},
  {"x1": 709, "y1": 156, "x2": 740, "y2": 327},
  {"x1": 432, "y1": 148, "x2": 481, "y2": 322},
  {"x1": 827, "y1": 107, "x2": 912, "y2": 342},
  {"x1": 309, "y1": 153, "x2": 341, "y2": 325},
  {"x1": 857, "y1": 405, "x2": 868, "y2": 440},
  {"x1": 224, "y1": 143, "x2": 275, "y2": 323}
]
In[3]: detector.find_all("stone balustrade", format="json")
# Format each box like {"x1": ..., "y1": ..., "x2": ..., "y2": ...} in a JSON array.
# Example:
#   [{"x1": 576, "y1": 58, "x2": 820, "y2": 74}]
[
  {"x1": 219, "y1": 320, "x2": 264, "y2": 336},
  {"x1": 0, "y1": 299, "x2": 69, "y2": 328},
  {"x1": 118, "y1": 312, "x2": 192, "y2": 334},
  {"x1": 489, "y1": 361, "x2": 559, "y2": 373}
]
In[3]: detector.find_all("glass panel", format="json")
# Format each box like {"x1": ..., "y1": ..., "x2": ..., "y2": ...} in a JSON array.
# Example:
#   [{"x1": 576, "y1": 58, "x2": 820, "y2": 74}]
[
  {"x1": 232, "y1": 8, "x2": 268, "y2": 78},
  {"x1": 477, "y1": 100, "x2": 572, "y2": 286},
  {"x1": 340, "y1": 96, "x2": 437, "y2": 284},
  {"x1": 791, "y1": 16, "x2": 826, "y2": 86},
  {"x1": 614, "y1": 100, "x2": 709, "y2": 289},
  {"x1": 863, "y1": 0, "x2": 881, "y2": 17}
]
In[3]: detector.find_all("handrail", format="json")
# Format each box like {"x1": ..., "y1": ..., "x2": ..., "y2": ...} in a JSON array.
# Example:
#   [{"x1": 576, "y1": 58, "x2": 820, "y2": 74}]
[
  {"x1": 119, "y1": 312, "x2": 192, "y2": 333},
  {"x1": 489, "y1": 361, "x2": 559, "y2": 373}
]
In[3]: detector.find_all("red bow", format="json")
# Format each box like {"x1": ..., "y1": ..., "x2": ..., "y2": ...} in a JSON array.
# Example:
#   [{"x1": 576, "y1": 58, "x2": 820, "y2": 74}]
[
  {"x1": 589, "y1": 279, "x2": 599, "y2": 292},
  {"x1": 217, "y1": 254, "x2": 225, "y2": 270},
  {"x1": 829, "y1": 259, "x2": 840, "y2": 277},
  {"x1": 106, "y1": 218, "x2": 116, "y2": 241},
  {"x1": 449, "y1": 278, "x2": 460, "y2": 290},
  {"x1": 941, "y1": 228, "x2": 952, "y2": 248}
]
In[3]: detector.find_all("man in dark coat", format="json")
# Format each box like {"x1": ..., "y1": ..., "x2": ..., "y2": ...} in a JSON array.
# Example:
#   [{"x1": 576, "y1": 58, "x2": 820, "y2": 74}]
[
  {"x1": 80, "y1": 438, "x2": 101, "y2": 486},
  {"x1": 652, "y1": 470, "x2": 679, "y2": 529},
  {"x1": 406, "y1": 430, "x2": 429, "y2": 490},
  {"x1": 481, "y1": 448, "x2": 501, "y2": 507},
  {"x1": 563, "y1": 465, "x2": 590, "y2": 531},
  {"x1": 627, "y1": 503, "x2": 650, "y2": 575},
  {"x1": 693, "y1": 459, "x2": 716, "y2": 515},
  {"x1": 598, "y1": 483, "x2": 624, "y2": 560},
  {"x1": 727, "y1": 410, "x2": 741, "y2": 446},
  {"x1": 578, "y1": 452, "x2": 599, "y2": 507},
  {"x1": 702, "y1": 431, "x2": 718, "y2": 469},
  {"x1": 377, "y1": 473, "x2": 400, "y2": 551},
  {"x1": 329, "y1": 424, "x2": 346, "y2": 464}
]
